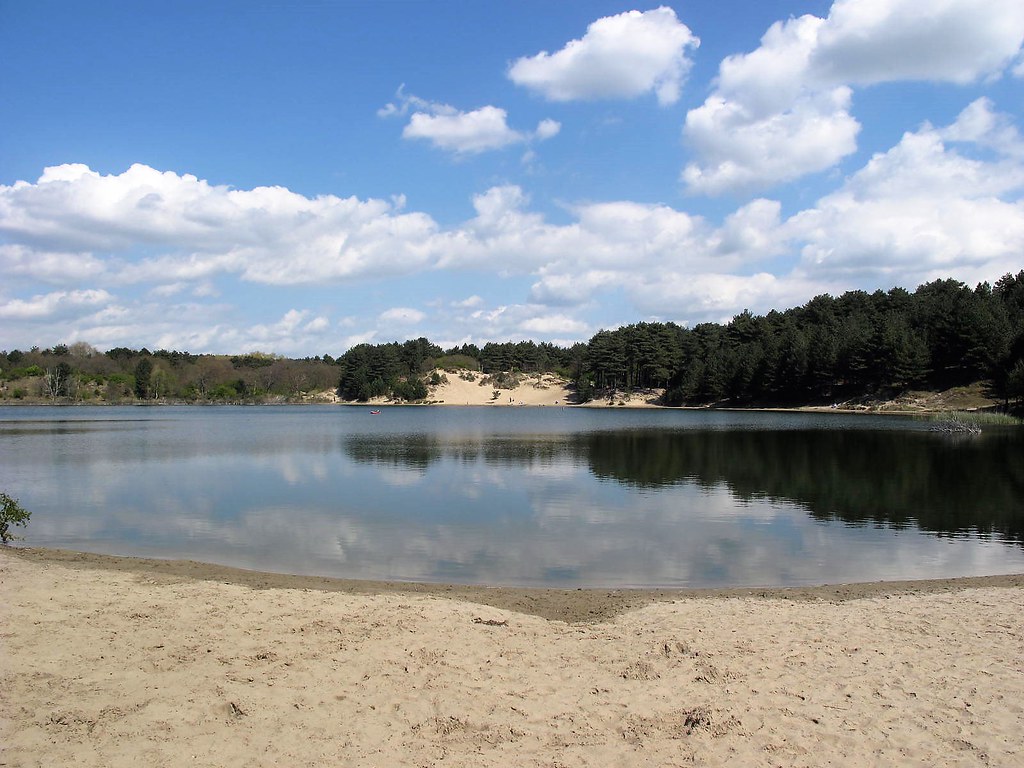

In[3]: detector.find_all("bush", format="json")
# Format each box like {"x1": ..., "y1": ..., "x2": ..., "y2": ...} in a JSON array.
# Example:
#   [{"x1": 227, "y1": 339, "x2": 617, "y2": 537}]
[
  {"x1": 1, "y1": 492, "x2": 31, "y2": 544},
  {"x1": 434, "y1": 354, "x2": 479, "y2": 372},
  {"x1": 392, "y1": 378, "x2": 428, "y2": 401}
]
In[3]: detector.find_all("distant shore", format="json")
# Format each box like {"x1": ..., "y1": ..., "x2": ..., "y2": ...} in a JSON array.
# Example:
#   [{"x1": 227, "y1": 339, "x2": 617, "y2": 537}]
[
  {"x1": 2, "y1": 372, "x2": 1004, "y2": 414},
  {"x1": 4, "y1": 546, "x2": 1023, "y2": 767}
]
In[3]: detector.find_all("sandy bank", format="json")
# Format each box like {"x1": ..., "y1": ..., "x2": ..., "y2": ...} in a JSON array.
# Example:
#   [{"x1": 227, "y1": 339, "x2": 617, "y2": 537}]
[
  {"x1": 3, "y1": 548, "x2": 1022, "y2": 767},
  {"x1": 333, "y1": 370, "x2": 666, "y2": 408}
]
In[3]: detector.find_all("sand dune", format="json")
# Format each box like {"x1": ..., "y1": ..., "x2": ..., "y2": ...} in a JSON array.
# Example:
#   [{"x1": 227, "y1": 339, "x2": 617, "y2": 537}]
[
  {"x1": 340, "y1": 370, "x2": 663, "y2": 408},
  {"x1": 3, "y1": 548, "x2": 1022, "y2": 767},
  {"x1": 426, "y1": 371, "x2": 573, "y2": 407}
]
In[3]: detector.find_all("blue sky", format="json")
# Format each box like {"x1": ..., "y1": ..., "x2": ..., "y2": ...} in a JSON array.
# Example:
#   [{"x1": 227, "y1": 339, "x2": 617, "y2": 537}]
[{"x1": 2, "y1": 0, "x2": 1023, "y2": 356}]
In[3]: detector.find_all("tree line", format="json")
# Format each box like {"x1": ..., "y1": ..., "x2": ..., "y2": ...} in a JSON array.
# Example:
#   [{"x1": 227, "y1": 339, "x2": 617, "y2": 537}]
[
  {"x1": 2, "y1": 272, "x2": 1024, "y2": 407},
  {"x1": 0, "y1": 344, "x2": 340, "y2": 403}
]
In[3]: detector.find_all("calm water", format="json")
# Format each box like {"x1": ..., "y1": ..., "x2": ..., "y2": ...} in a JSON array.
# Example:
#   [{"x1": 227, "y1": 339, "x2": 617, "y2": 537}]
[{"x1": 2, "y1": 405, "x2": 1023, "y2": 588}]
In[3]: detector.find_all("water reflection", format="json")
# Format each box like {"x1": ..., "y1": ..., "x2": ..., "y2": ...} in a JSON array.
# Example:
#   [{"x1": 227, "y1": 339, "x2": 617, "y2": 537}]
[
  {"x1": 344, "y1": 429, "x2": 1024, "y2": 544},
  {"x1": 2, "y1": 406, "x2": 1023, "y2": 587}
]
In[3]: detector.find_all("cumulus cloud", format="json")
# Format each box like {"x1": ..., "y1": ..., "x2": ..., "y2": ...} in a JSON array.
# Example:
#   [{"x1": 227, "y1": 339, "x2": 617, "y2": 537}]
[
  {"x1": 939, "y1": 97, "x2": 1024, "y2": 159},
  {"x1": 682, "y1": 88, "x2": 860, "y2": 195},
  {"x1": 629, "y1": 272, "x2": 807, "y2": 322},
  {"x1": 3, "y1": 98, "x2": 1023, "y2": 352},
  {"x1": 0, "y1": 244, "x2": 106, "y2": 284},
  {"x1": 684, "y1": 0, "x2": 1024, "y2": 195},
  {"x1": 381, "y1": 86, "x2": 559, "y2": 155},
  {"x1": 403, "y1": 106, "x2": 520, "y2": 154},
  {"x1": 0, "y1": 288, "x2": 113, "y2": 320},
  {"x1": 0, "y1": 163, "x2": 440, "y2": 286},
  {"x1": 509, "y1": 7, "x2": 699, "y2": 105},
  {"x1": 810, "y1": 0, "x2": 1024, "y2": 85},
  {"x1": 787, "y1": 100, "x2": 1024, "y2": 284}
]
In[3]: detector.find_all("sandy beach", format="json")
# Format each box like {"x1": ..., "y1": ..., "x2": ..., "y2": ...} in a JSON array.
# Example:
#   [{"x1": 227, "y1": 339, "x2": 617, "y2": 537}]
[{"x1": 2, "y1": 548, "x2": 1022, "y2": 767}]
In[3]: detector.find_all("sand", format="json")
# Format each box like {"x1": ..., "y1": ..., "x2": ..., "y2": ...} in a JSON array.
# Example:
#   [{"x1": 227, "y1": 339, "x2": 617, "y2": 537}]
[
  {"x1": 3, "y1": 548, "x2": 1022, "y2": 767},
  {"x1": 337, "y1": 370, "x2": 663, "y2": 408}
]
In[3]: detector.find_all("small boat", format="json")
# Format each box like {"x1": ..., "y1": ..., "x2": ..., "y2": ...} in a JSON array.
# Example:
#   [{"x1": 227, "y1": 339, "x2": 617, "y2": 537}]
[{"x1": 369, "y1": 409, "x2": 381, "y2": 415}]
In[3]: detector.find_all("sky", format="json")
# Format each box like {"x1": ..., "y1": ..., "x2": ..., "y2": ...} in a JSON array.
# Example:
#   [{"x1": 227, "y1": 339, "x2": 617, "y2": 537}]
[{"x1": 1, "y1": 0, "x2": 1023, "y2": 357}]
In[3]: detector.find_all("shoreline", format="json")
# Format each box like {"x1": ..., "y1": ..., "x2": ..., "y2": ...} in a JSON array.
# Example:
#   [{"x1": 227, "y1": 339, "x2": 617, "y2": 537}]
[
  {"x1": 0, "y1": 399, "x2": 995, "y2": 417},
  {"x1": 3, "y1": 374, "x2": 1006, "y2": 414},
  {"x1": 8, "y1": 546, "x2": 1024, "y2": 622}
]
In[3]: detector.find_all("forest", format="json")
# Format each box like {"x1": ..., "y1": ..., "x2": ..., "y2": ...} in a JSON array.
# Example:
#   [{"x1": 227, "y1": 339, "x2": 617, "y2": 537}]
[{"x1": 2, "y1": 273, "x2": 1024, "y2": 409}]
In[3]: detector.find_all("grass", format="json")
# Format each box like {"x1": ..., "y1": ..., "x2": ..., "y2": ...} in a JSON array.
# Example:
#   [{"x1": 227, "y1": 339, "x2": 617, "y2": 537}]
[{"x1": 922, "y1": 410, "x2": 1023, "y2": 428}]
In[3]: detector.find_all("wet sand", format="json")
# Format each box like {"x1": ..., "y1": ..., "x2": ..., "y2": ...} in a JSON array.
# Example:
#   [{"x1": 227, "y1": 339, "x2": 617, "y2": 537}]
[{"x1": 3, "y1": 547, "x2": 1022, "y2": 766}]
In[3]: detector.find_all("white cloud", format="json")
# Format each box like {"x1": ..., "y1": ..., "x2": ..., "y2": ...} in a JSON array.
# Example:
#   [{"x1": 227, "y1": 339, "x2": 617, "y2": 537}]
[
  {"x1": 449, "y1": 302, "x2": 592, "y2": 344},
  {"x1": 158, "y1": 309, "x2": 337, "y2": 356},
  {"x1": 383, "y1": 87, "x2": 559, "y2": 155},
  {"x1": 682, "y1": 88, "x2": 860, "y2": 195},
  {"x1": 520, "y1": 313, "x2": 589, "y2": 336},
  {"x1": 149, "y1": 283, "x2": 186, "y2": 298},
  {"x1": 939, "y1": 97, "x2": 1024, "y2": 159},
  {"x1": 683, "y1": 0, "x2": 1024, "y2": 195},
  {"x1": 787, "y1": 101, "x2": 1024, "y2": 284},
  {"x1": 629, "y1": 272, "x2": 806, "y2": 322},
  {"x1": 403, "y1": 106, "x2": 528, "y2": 154},
  {"x1": 3, "y1": 95, "x2": 1023, "y2": 353},
  {"x1": 529, "y1": 270, "x2": 620, "y2": 306},
  {"x1": 0, "y1": 244, "x2": 106, "y2": 284},
  {"x1": 377, "y1": 84, "x2": 439, "y2": 118},
  {"x1": 0, "y1": 163, "x2": 441, "y2": 286},
  {"x1": 810, "y1": 0, "x2": 1024, "y2": 85},
  {"x1": 713, "y1": 199, "x2": 786, "y2": 258},
  {"x1": 0, "y1": 288, "x2": 113, "y2": 320},
  {"x1": 304, "y1": 316, "x2": 330, "y2": 333},
  {"x1": 192, "y1": 281, "x2": 219, "y2": 298},
  {"x1": 508, "y1": 7, "x2": 699, "y2": 105},
  {"x1": 534, "y1": 118, "x2": 561, "y2": 141},
  {"x1": 378, "y1": 307, "x2": 426, "y2": 325}
]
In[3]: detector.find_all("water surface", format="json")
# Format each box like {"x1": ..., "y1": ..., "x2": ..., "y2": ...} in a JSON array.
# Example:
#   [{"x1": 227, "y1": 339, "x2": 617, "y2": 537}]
[{"x1": 2, "y1": 405, "x2": 1022, "y2": 588}]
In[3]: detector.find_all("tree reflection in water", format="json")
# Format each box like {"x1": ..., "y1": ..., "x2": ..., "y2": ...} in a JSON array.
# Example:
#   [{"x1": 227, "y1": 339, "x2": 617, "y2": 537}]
[{"x1": 344, "y1": 428, "x2": 1024, "y2": 545}]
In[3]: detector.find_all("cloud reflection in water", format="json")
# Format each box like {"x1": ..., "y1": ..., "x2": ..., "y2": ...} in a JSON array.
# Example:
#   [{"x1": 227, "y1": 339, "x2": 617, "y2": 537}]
[{"x1": 3, "y1": 406, "x2": 1022, "y2": 588}]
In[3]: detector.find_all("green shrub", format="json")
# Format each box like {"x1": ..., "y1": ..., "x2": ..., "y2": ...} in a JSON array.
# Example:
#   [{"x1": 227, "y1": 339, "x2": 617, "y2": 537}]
[
  {"x1": 1, "y1": 492, "x2": 31, "y2": 544},
  {"x1": 392, "y1": 378, "x2": 428, "y2": 401},
  {"x1": 434, "y1": 354, "x2": 479, "y2": 371}
]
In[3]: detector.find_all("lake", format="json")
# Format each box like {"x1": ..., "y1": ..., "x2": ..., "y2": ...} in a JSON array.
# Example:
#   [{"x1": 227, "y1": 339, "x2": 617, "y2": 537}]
[{"x1": 2, "y1": 405, "x2": 1022, "y2": 588}]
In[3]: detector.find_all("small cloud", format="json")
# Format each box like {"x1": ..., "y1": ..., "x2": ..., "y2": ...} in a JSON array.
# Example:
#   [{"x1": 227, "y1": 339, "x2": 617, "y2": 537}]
[
  {"x1": 385, "y1": 86, "x2": 558, "y2": 155},
  {"x1": 377, "y1": 84, "x2": 442, "y2": 118},
  {"x1": 534, "y1": 119, "x2": 561, "y2": 141},
  {"x1": 403, "y1": 105, "x2": 527, "y2": 154},
  {"x1": 452, "y1": 295, "x2": 484, "y2": 308},
  {"x1": 378, "y1": 306, "x2": 426, "y2": 325},
  {"x1": 508, "y1": 7, "x2": 699, "y2": 105}
]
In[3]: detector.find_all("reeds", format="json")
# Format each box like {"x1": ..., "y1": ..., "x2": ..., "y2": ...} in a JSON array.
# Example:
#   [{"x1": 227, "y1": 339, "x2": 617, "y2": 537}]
[{"x1": 924, "y1": 410, "x2": 1022, "y2": 432}]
